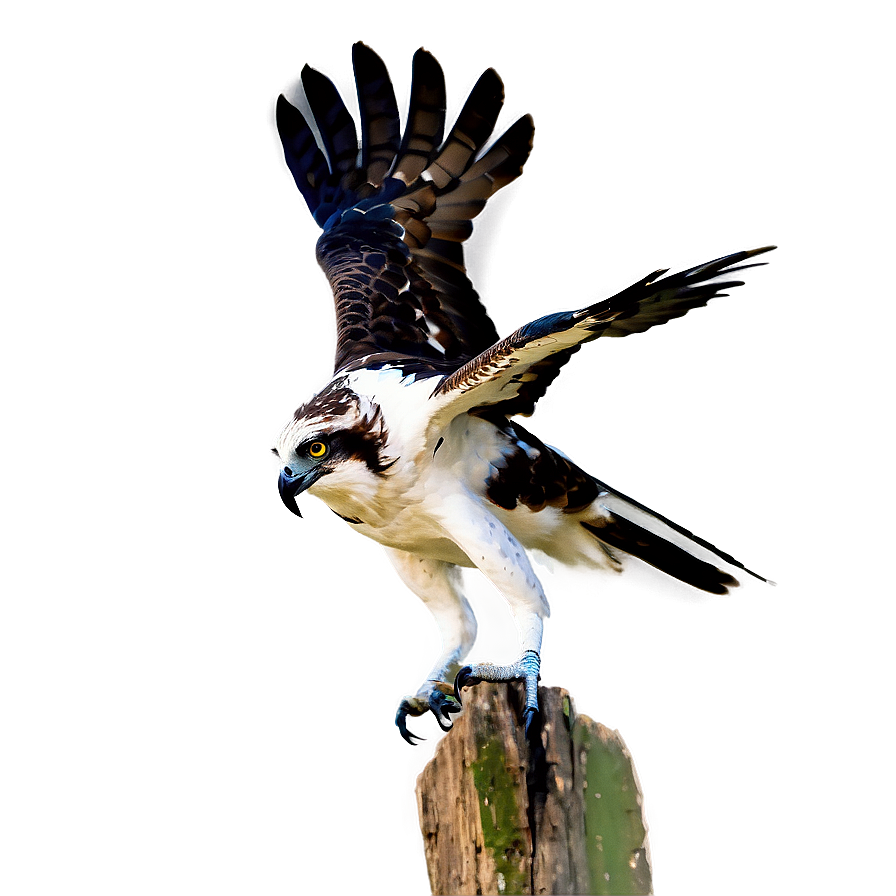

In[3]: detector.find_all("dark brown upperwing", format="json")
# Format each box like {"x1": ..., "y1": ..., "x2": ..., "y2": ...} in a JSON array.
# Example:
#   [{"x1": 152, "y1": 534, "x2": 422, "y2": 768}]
[
  {"x1": 277, "y1": 43, "x2": 533, "y2": 374},
  {"x1": 316, "y1": 223, "x2": 476, "y2": 373}
]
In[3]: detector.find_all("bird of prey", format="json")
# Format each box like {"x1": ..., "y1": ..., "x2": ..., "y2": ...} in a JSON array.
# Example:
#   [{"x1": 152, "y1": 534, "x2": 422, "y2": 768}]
[{"x1": 273, "y1": 43, "x2": 772, "y2": 743}]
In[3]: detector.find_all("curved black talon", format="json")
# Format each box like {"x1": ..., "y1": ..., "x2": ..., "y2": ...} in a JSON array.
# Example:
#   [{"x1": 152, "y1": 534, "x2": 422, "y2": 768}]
[
  {"x1": 453, "y1": 666, "x2": 482, "y2": 705},
  {"x1": 395, "y1": 699, "x2": 425, "y2": 746},
  {"x1": 428, "y1": 691, "x2": 462, "y2": 732},
  {"x1": 523, "y1": 705, "x2": 541, "y2": 740}
]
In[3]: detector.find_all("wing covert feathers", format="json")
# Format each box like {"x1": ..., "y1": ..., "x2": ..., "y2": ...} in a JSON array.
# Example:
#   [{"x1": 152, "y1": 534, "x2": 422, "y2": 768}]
[{"x1": 277, "y1": 43, "x2": 534, "y2": 373}]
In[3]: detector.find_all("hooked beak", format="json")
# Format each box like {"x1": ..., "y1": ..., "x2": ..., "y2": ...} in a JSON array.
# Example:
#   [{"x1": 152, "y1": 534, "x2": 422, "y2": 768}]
[{"x1": 278, "y1": 468, "x2": 320, "y2": 518}]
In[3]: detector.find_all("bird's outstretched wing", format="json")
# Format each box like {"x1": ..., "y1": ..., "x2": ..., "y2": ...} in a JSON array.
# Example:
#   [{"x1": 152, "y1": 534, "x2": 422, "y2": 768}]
[
  {"x1": 276, "y1": 42, "x2": 534, "y2": 374},
  {"x1": 430, "y1": 246, "x2": 775, "y2": 421}
]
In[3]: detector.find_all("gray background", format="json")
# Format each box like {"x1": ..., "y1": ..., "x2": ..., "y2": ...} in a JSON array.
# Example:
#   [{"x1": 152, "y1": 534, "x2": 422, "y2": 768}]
[{"x1": 3, "y1": 1, "x2": 891, "y2": 892}]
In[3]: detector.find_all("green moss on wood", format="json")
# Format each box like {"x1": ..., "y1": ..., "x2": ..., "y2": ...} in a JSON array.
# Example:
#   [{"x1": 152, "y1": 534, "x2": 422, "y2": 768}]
[
  {"x1": 573, "y1": 719, "x2": 651, "y2": 895},
  {"x1": 470, "y1": 735, "x2": 529, "y2": 895}
]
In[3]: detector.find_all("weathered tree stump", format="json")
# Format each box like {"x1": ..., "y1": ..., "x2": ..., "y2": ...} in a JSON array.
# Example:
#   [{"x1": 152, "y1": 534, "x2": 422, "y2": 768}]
[{"x1": 416, "y1": 683, "x2": 651, "y2": 895}]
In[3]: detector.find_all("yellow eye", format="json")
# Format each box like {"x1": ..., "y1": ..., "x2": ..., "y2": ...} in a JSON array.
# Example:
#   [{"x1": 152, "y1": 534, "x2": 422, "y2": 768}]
[{"x1": 308, "y1": 441, "x2": 328, "y2": 459}]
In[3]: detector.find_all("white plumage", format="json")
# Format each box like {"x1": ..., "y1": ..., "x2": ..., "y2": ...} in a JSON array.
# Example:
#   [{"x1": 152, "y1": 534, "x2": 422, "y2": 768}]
[{"x1": 272, "y1": 43, "x2": 772, "y2": 741}]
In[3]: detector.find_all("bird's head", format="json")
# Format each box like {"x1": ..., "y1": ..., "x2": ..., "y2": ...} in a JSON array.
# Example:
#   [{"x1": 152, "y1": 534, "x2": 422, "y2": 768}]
[{"x1": 273, "y1": 381, "x2": 395, "y2": 518}]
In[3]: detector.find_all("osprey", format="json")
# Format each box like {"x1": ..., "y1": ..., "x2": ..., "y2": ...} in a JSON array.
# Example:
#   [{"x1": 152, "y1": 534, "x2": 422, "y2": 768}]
[{"x1": 273, "y1": 43, "x2": 772, "y2": 743}]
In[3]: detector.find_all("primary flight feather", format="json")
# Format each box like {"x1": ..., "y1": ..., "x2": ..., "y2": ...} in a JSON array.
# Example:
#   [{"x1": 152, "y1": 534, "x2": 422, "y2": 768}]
[{"x1": 273, "y1": 42, "x2": 772, "y2": 743}]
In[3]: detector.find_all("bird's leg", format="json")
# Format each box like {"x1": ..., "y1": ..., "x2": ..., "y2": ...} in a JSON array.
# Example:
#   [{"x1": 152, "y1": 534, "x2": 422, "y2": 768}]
[
  {"x1": 385, "y1": 549, "x2": 476, "y2": 744},
  {"x1": 437, "y1": 494, "x2": 550, "y2": 735}
]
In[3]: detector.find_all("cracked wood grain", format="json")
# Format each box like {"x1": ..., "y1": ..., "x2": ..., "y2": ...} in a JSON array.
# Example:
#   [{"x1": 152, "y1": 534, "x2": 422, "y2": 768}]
[{"x1": 416, "y1": 683, "x2": 652, "y2": 895}]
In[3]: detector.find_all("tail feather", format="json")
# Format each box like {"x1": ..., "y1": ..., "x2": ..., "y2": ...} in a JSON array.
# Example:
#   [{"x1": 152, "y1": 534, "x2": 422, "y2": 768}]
[
  {"x1": 582, "y1": 516, "x2": 739, "y2": 594},
  {"x1": 595, "y1": 479, "x2": 775, "y2": 585}
]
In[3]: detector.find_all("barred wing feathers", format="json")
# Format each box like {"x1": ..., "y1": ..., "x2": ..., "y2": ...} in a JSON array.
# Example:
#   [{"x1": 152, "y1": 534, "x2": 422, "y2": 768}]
[
  {"x1": 431, "y1": 246, "x2": 775, "y2": 420},
  {"x1": 276, "y1": 43, "x2": 534, "y2": 374}
]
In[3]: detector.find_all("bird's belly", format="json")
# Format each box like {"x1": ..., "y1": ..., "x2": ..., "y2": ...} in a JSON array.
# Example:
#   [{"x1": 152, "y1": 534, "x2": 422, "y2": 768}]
[{"x1": 356, "y1": 515, "x2": 475, "y2": 566}]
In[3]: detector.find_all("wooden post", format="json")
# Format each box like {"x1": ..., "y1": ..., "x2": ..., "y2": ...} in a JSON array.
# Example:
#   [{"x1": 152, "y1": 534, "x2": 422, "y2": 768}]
[{"x1": 416, "y1": 683, "x2": 652, "y2": 896}]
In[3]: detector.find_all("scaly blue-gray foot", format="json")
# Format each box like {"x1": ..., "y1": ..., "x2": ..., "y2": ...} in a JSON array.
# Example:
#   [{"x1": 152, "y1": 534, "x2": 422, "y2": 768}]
[
  {"x1": 395, "y1": 684, "x2": 462, "y2": 745},
  {"x1": 454, "y1": 650, "x2": 541, "y2": 736}
]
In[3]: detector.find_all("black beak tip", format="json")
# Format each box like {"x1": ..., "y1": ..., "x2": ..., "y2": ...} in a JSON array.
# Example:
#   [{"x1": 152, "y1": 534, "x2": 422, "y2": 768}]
[{"x1": 278, "y1": 471, "x2": 304, "y2": 518}]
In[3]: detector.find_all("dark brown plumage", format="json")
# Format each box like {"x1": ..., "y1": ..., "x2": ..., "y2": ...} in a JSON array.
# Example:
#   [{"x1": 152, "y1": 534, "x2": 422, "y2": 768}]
[
  {"x1": 483, "y1": 420, "x2": 599, "y2": 513},
  {"x1": 277, "y1": 42, "x2": 533, "y2": 375}
]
